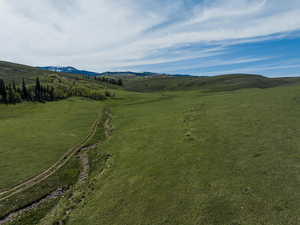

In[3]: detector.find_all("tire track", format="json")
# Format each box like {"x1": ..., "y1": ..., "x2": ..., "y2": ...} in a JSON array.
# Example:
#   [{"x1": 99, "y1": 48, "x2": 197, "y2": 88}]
[{"x1": 0, "y1": 118, "x2": 99, "y2": 202}]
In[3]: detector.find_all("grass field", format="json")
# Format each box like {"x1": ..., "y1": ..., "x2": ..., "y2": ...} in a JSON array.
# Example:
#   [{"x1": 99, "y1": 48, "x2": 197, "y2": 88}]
[
  {"x1": 2, "y1": 61, "x2": 300, "y2": 225},
  {"x1": 63, "y1": 85, "x2": 300, "y2": 225},
  {"x1": 0, "y1": 98, "x2": 103, "y2": 190},
  {"x1": 0, "y1": 156, "x2": 79, "y2": 220},
  {"x1": 122, "y1": 74, "x2": 300, "y2": 92}
]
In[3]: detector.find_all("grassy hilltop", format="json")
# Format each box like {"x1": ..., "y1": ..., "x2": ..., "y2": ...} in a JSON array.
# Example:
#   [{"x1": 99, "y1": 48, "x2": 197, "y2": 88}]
[
  {"x1": 117, "y1": 73, "x2": 300, "y2": 92},
  {"x1": 0, "y1": 61, "x2": 53, "y2": 83},
  {"x1": 0, "y1": 61, "x2": 300, "y2": 225}
]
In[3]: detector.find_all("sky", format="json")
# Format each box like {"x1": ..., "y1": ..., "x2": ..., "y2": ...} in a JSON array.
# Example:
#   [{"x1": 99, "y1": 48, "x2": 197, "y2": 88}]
[{"x1": 1, "y1": 0, "x2": 300, "y2": 77}]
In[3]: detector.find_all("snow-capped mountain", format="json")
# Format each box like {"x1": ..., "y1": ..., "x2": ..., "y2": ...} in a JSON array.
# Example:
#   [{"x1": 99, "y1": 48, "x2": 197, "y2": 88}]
[
  {"x1": 37, "y1": 66, "x2": 192, "y2": 77},
  {"x1": 37, "y1": 66, "x2": 101, "y2": 76}
]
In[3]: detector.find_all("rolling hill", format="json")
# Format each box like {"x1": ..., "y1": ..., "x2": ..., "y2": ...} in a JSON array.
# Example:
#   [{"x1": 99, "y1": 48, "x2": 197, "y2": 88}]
[
  {"x1": 2, "y1": 61, "x2": 300, "y2": 93},
  {"x1": 1, "y1": 60, "x2": 300, "y2": 225},
  {"x1": 0, "y1": 61, "x2": 57, "y2": 83},
  {"x1": 41, "y1": 85, "x2": 300, "y2": 225},
  {"x1": 36, "y1": 64, "x2": 300, "y2": 93},
  {"x1": 121, "y1": 73, "x2": 300, "y2": 92},
  {"x1": 0, "y1": 61, "x2": 94, "y2": 84}
]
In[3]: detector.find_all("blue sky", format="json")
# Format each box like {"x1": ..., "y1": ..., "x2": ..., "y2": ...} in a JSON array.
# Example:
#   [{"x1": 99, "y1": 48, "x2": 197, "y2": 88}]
[{"x1": 1, "y1": 0, "x2": 300, "y2": 77}]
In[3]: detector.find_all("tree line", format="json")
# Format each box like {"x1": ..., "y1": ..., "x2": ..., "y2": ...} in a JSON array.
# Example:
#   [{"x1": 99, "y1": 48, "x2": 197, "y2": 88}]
[
  {"x1": 66, "y1": 75, "x2": 123, "y2": 87},
  {"x1": 0, "y1": 77, "x2": 114, "y2": 104},
  {"x1": 94, "y1": 76, "x2": 123, "y2": 86},
  {"x1": 0, "y1": 77, "x2": 56, "y2": 104}
]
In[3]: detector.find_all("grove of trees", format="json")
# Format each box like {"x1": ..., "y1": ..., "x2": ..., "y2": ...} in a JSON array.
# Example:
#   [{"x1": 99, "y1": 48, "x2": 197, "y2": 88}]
[
  {"x1": 94, "y1": 76, "x2": 123, "y2": 86},
  {"x1": 0, "y1": 77, "x2": 114, "y2": 104}
]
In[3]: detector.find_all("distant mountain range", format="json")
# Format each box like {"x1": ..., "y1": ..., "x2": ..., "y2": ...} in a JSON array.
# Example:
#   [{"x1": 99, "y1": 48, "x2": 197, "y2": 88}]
[
  {"x1": 37, "y1": 66, "x2": 101, "y2": 76},
  {"x1": 37, "y1": 66, "x2": 192, "y2": 77}
]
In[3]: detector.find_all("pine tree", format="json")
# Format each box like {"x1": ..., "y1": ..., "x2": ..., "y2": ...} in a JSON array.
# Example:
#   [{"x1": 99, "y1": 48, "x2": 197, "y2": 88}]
[
  {"x1": 7, "y1": 84, "x2": 16, "y2": 104},
  {"x1": 0, "y1": 79, "x2": 7, "y2": 103},
  {"x1": 40, "y1": 85, "x2": 44, "y2": 100},
  {"x1": 22, "y1": 78, "x2": 31, "y2": 101},
  {"x1": 7, "y1": 83, "x2": 22, "y2": 104},
  {"x1": 117, "y1": 79, "x2": 123, "y2": 86},
  {"x1": 46, "y1": 85, "x2": 50, "y2": 101},
  {"x1": 12, "y1": 81, "x2": 17, "y2": 92},
  {"x1": 0, "y1": 79, "x2": 4, "y2": 102},
  {"x1": 35, "y1": 77, "x2": 41, "y2": 101},
  {"x1": 50, "y1": 86, "x2": 55, "y2": 101}
]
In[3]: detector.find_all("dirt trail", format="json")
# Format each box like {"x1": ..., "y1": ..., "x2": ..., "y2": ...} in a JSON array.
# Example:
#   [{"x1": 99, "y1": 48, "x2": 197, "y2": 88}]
[
  {"x1": 0, "y1": 142, "x2": 98, "y2": 225},
  {"x1": 0, "y1": 119, "x2": 99, "y2": 202},
  {"x1": 0, "y1": 108, "x2": 112, "y2": 225}
]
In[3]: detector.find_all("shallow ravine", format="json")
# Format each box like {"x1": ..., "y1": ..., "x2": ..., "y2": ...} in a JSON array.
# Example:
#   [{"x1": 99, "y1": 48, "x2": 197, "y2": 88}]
[
  {"x1": 37, "y1": 107, "x2": 113, "y2": 225},
  {"x1": 0, "y1": 189, "x2": 64, "y2": 225},
  {"x1": 0, "y1": 107, "x2": 114, "y2": 225},
  {"x1": 0, "y1": 143, "x2": 98, "y2": 225}
]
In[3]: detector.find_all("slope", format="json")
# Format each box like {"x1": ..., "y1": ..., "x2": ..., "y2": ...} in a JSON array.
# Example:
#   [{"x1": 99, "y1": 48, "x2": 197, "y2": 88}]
[
  {"x1": 122, "y1": 73, "x2": 300, "y2": 92},
  {"x1": 0, "y1": 98, "x2": 104, "y2": 190},
  {"x1": 62, "y1": 85, "x2": 300, "y2": 225}
]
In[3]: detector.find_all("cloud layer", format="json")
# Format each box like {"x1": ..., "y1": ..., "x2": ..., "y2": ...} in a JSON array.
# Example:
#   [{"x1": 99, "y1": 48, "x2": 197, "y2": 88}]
[{"x1": 1, "y1": 0, "x2": 300, "y2": 76}]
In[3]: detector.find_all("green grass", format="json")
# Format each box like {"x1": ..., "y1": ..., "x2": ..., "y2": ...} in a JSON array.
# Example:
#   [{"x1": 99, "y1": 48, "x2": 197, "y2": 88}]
[
  {"x1": 37, "y1": 147, "x2": 112, "y2": 225},
  {"x1": 0, "y1": 60, "x2": 84, "y2": 84},
  {"x1": 0, "y1": 156, "x2": 79, "y2": 219},
  {"x1": 2, "y1": 60, "x2": 300, "y2": 225},
  {"x1": 64, "y1": 85, "x2": 300, "y2": 225},
  {"x1": 0, "y1": 61, "x2": 54, "y2": 83},
  {"x1": 0, "y1": 97, "x2": 103, "y2": 190},
  {"x1": 5, "y1": 198, "x2": 58, "y2": 225},
  {"x1": 0, "y1": 60, "x2": 122, "y2": 91},
  {"x1": 123, "y1": 74, "x2": 300, "y2": 92}
]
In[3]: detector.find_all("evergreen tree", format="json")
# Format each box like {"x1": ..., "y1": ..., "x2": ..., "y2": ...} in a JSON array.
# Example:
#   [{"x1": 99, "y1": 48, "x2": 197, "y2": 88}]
[
  {"x1": 22, "y1": 78, "x2": 29, "y2": 100},
  {"x1": 117, "y1": 79, "x2": 123, "y2": 86},
  {"x1": 7, "y1": 84, "x2": 21, "y2": 104},
  {"x1": 40, "y1": 85, "x2": 45, "y2": 100},
  {"x1": 12, "y1": 81, "x2": 17, "y2": 92},
  {"x1": 35, "y1": 77, "x2": 41, "y2": 101},
  {"x1": 50, "y1": 86, "x2": 55, "y2": 101},
  {"x1": 46, "y1": 85, "x2": 50, "y2": 101},
  {"x1": 0, "y1": 79, "x2": 7, "y2": 103},
  {"x1": 0, "y1": 79, "x2": 4, "y2": 101}
]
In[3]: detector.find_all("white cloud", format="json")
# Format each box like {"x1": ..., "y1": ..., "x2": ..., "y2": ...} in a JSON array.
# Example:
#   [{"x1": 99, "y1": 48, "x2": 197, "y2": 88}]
[
  {"x1": 0, "y1": 0, "x2": 300, "y2": 72},
  {"x1": 161, "y1": 56, "x2": 273, "y2": 73}
]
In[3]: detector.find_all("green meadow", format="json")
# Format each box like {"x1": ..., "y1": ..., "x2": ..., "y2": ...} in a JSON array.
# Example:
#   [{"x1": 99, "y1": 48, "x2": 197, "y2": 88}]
[
  {"x1": 64, "y1": 85, "x2": 300, "y2": 225},
  {"x1": 1, "y1": 61, "x2": 300, "y2": 225},
  {"x1": 0, "y1": 98, "x2": 103, "y2": 190}
]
